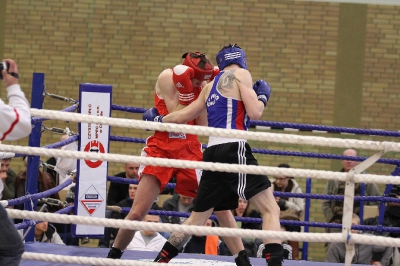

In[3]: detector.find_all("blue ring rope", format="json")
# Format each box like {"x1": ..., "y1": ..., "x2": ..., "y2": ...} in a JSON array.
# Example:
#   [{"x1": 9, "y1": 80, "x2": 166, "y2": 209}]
[{"x1": 7, "y1": 179, "x2": 73, "y2": 207}]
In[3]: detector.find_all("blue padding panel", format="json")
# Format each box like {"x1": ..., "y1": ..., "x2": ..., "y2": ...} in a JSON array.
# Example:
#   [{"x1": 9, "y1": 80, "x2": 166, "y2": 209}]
[{"x1": 22, "y1": 242, "x2": 368, "y2": 266}]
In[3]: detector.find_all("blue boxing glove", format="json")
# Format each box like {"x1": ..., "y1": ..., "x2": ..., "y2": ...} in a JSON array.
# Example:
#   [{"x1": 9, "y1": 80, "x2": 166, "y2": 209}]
[
  {"x1": 143, "y1": 107, "x2": 164, "y2": 122},
  {"x1": 253, "y1": 79, "x2": 271, "y2": 107}
]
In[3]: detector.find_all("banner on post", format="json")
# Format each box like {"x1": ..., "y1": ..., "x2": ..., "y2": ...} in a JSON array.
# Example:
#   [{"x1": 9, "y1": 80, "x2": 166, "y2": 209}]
[{"x1": 74, "y1": 84, "x2": 112, "y2": 237}]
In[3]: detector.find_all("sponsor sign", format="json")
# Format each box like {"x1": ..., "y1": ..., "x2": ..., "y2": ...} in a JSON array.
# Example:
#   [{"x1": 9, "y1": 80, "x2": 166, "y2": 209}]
[{"x1": 74, "y1": 84, "x2": 112, "y2": 236}]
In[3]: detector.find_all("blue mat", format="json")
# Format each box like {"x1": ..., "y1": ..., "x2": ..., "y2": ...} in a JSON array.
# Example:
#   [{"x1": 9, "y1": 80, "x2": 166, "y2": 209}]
[{"x1": 22, "y1": 242, "x2": 367, "y2": 265}]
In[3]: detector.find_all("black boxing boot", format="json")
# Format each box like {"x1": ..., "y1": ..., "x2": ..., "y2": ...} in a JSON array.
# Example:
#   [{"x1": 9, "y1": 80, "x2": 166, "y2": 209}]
[
  {"x1": 234, "y1": 250, "x2": 253, "y2": 266},
  {"x1": 107, "y1": 247, "x2": 123, "y2": 259},
  {"x1": 262, "y1": 243, "x2": 283, "y2": 266},
  {"x1": 154, "y1": 241, "x2": 179, "y2": 263}
]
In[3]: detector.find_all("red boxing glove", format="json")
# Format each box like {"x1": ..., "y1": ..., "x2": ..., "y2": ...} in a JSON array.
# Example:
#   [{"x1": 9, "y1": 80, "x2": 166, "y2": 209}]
[
  {"x1": 209, "y1": 66, "x2": 220, "y2": 81},
  {"x1": 173, "y1": 65, "x2": 195, "y2": 105}
]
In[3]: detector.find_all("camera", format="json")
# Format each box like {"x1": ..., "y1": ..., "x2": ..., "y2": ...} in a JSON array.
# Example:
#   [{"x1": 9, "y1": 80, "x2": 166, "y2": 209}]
[
  {"x1": 0, "y1": 62, "x2": 10, "y2": 80},
  {"x1": 388, "y1": 185, "x2": 400, "y2": 198}
]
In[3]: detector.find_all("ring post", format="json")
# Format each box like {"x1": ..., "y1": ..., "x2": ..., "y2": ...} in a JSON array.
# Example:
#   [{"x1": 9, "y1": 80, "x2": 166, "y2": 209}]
[
  {"x1": 73, "y1": 83, "x2": 112, "y2": 238},
  {"x1": 24, "y1": 72, "x2": 45, "y2": 242},
  {"x1": 301, "y1": 177, "x2": 311, "y2": 260}
]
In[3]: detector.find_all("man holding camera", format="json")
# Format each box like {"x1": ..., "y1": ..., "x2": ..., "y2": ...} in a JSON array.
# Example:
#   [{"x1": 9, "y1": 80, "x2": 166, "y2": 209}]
[
  {"x1": 0, "y1": 58, "x2": 31, "y2": 266},
  {"x1": 0, "y1": 59, "x2": 31, "y2": 141}
]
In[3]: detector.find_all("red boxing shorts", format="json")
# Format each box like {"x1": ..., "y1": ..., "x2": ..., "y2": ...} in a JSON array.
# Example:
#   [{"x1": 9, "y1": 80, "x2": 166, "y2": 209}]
[{"x1": 139, "y1": 131, "x2": 202, "y2": 198}]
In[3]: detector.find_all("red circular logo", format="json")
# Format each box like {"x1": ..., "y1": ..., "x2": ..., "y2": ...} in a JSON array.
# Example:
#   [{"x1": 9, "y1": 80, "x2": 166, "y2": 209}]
[{"x1": 84, "y1": 140, "x2": 105, "y2": 168}]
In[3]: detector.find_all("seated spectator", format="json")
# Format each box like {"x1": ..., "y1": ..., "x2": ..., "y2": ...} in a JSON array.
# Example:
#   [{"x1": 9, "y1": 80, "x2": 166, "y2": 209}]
[
  {"x1": 111, "y1": 184, "x2": 139, "y2": 220},
  {"x1": 0, "y1": 158, "x2": 17, "y2": 200},
  {"x1": 99, "y1": 184, "x2": 138, "y2": 248},
  {"x1": 363, "y1": 184, "x2": 400, "y2": 237},
  {"x1": 18, "y1": 209, "x2": 65, "y2": 245},
  {"x1": 15, "y1": 157, "x2": 60, "y2": 213},
  {"x1": 32, "y1": 220, "x2": 65, "y2": 245},
  {"x1": 322, "y1": 149, "x2": 380, "y2": 227},
  {"x1": 232, "y1": 198, "x2": 262, "y2": 230},
  {"x1": 322, "y1": 149, "x2": 380, "y2": 252},
  {"x1": 161, "y1": 193, "x2": 195, "y2": 225},
  {"x1": 100, "y1": 184, "x2": 159, "y2": 248},
  {"x1": 125, "y1": 212, "x2": 167, "y2": 252},
  {"x1": 271, "y1": 163, "x2": 305, "y2": 260},
  {"x1": 363, "y1": 185, "x2": 400, "y2": 264},
  {"x1": 182, "y1": 218, "x2": 227, "y2": 255},
  {"x1": 325, "y1": 213, "x2": 392, "y2": 265},
  {"x1": 107, "y1": 162, "x2": 139, "y2": 206},
  {"x1": 45, "y1": 157, "x2": 57, "y2": 183}
]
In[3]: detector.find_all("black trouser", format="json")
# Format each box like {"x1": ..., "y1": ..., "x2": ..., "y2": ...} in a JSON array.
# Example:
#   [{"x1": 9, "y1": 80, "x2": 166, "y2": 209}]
[{"x1": 0, "y1": 205, "x2": 24, "y2": 266}]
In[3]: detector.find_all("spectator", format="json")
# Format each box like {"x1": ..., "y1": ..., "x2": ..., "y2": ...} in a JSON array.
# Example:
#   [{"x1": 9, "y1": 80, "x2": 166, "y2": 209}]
[
  {"x1": 182, "y1": 218, "x2": 227, "y2": 255},
  {"x1": 100, "y1": 184, "x2": 159, "y2": 248},
  {"x1": 363, "y1": 185, "x2": 400, "y2": 264},
  {"x1": 363, "y1": 185, "x2": 400, "y2": 236},
  {"x1": 271, "y1": 163, "x2": 304, "y2": 260},
  {"x1": 107, "y1": 162, "x2": 139, "y2": 206},
  {"x1": 15, "y1": 156, "x2": 60, "y2": 212},
  {"x1": 45, "y1": 157, "x2": 57, "y2": 183},
  {"x1": 161, "y1": 193, "x2": 195, "y2": 225},
  {"x1": 325, "y1": 214, "x2": 392, "y2": 265},
  {"x1": 18, "y1": 209, "x2": 65, "y2": 245},
  {"x1": 0, "y1": 158, "x2": 17, "y2": 200},
  {"x1": 111, "y1": 184, "x2": 139, "y2": 220},
  {"x1": 100, "y1": 184, "x2": 138, "y2": 248},
  {"x1": 232, "y1": 198, "x2": 261, "y2": 230},
  {"x1": 32, "y1": 220, "x2": 65, "y2": 245},
  {"x1": 322, "y1": 149, "x2": 380, "y2": 229},
  {"x1": 126, "y1": 212, "x2": 167, "y2": 252}
]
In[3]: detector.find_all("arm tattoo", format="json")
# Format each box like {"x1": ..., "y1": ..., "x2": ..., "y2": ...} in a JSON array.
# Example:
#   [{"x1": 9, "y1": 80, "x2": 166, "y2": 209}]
[
  {"x1": 217, "y1": 69, "x2": 240, "y2": 93},
  {"x1": 169, "y1": 232, "x2": 192, "y2": 250}
]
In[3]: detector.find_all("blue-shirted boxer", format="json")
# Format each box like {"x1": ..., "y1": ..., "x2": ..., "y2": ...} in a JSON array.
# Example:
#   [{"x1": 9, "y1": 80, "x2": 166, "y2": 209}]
[{"x1": 148, "y1": 44, "x2": 283, "y2": 266}]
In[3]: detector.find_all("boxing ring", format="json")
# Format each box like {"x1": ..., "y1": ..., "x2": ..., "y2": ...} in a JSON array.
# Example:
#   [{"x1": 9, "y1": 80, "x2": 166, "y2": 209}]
[{"x1": 1, "y1": 73, "x2": 400, "y2": 265}]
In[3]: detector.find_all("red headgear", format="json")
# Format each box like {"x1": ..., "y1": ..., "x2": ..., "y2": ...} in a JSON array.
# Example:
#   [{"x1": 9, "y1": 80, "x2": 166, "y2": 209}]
[{"x1": 181, "y1": 52, "x2": 214, "y2": 81}]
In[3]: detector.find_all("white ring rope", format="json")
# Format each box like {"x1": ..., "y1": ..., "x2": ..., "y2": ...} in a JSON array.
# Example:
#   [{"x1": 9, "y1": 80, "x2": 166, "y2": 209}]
[
  {"x1": 31, "y1": 108, "x2": 400, "y2": 152},
  {"x1": 16, "y1": 108, "x2": 400, "y2": 265},
  {"x1": 0, "y1": 144, "x2": 399, "y2": 185},
  {"x1": 8, "y1": 209, "x2": 400, "y2": 248},
  {"x1": 0, "y1": 152, "x2": 15, "y2": 159},
  {"x1": 22, "y1": 252, "x2": 206, "y2": 266}
]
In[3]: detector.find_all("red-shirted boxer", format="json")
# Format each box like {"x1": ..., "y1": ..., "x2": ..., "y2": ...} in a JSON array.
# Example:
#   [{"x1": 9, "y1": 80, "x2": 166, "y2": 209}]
[{"x1": 108, "y1": 52, "x2": 220, "y2": 259}]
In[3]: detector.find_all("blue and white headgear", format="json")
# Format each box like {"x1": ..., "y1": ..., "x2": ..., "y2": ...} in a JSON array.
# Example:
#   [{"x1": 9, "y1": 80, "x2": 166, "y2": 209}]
[{"x1": 216, "y1": 44, "x2": 247, "y2": 70}]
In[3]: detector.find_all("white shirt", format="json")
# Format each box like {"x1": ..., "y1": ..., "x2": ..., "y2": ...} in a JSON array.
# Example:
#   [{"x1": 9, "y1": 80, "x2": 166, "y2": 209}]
[
  {"x1": 126, "y1": 231, "x2": 167, "y2": 252},
  {"x1": 0, "y1": 84, "x2": 31, "y2": 141},
  {"x1": 0, "y1": 84, "x2": 30, "y2": 197},
  {"x1": 0, "y1": 177, "x2": 3, "y2": 199}
]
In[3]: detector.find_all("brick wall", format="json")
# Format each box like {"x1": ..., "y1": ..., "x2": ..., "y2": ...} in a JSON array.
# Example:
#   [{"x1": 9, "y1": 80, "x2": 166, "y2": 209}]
[{"x1": 2, "y1": 0, "x2": 400, "y2": 261}]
